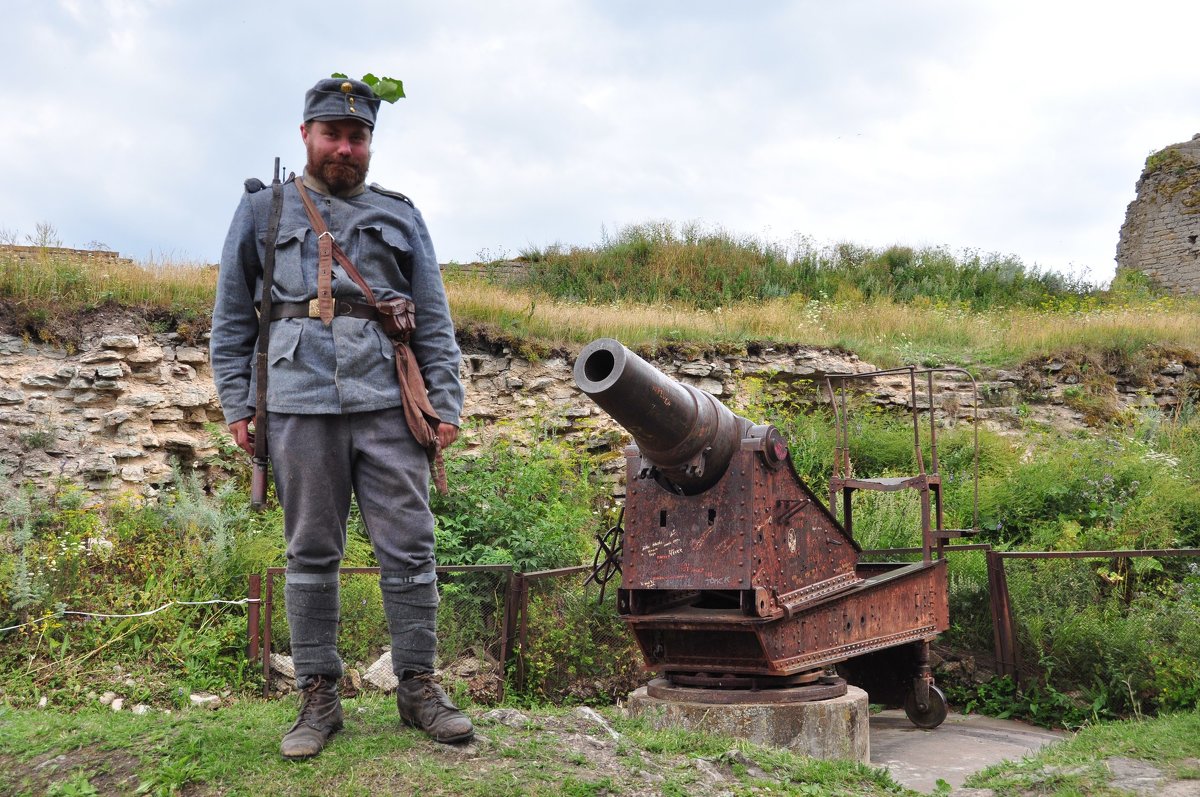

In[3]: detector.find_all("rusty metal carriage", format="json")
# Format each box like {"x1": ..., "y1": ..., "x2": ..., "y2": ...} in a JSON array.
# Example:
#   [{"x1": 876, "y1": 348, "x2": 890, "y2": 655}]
[{"x1": 576, "y1": 338, "x2": 980, "y2": 727}]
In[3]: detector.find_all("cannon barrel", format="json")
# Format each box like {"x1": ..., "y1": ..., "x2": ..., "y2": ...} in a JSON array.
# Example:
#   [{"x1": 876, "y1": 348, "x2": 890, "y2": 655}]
[{"x1": 573, "y1": 338, "x2": 751, "y2": 493}]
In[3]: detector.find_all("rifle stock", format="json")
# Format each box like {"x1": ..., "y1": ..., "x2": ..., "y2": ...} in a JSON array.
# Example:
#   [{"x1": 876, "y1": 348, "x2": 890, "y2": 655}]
[{"x1": 250, "y1": 457, "x2": 269, "y2": 511}]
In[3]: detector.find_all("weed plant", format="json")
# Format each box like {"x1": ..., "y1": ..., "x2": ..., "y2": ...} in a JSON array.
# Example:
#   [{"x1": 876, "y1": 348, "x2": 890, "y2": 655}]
[
  {"x1": 431, "y1": 422, "x2": 608, "y2": 571},
  {"x1": 517, "y1": 584, "x2": 642, "y2": 706}
]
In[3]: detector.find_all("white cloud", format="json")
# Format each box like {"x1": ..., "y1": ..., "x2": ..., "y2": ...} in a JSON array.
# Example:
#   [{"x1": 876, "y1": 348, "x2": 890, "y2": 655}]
[{"x1": 1, "y1": 0, "x2": 1198, "y2": 281}]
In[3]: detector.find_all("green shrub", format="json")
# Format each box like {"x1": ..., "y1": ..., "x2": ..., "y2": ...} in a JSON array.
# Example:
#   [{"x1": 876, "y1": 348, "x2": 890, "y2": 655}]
[
  {"x1": 517, "y1": 584, "x2": 642, "y2": 705},
  {"x1": 519, "y1": 222, "x2": 1096, "y2": 310},
  {"x1": 1004, "y1": 558, "x2": 1200, "y2": 718},
  {"x1": 432, "y1": 425, "x2": 607, "y2": 572},
  {"x1": 977, "y1": 432, "x2": 1194, "y2": 548}
]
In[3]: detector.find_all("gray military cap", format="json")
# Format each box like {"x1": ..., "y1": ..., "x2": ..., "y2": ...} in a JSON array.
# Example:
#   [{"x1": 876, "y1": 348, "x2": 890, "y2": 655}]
[{"x1": 304, "y1": 77, "x2": 380, "y2": 129}]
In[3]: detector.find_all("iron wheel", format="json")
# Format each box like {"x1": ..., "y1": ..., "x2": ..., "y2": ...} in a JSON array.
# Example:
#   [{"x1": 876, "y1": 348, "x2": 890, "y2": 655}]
[{"x1": 904, "y1": 683, "x2": 948, "y2": 729}]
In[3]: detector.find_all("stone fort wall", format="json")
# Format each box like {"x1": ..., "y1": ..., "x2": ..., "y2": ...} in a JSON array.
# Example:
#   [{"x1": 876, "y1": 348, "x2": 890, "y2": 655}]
[
  {"x1": 2, "y1": 314, "x2": 1196, "y2": 505},
  {"x1": 1117, "y1": 134, "x2": 1200, "y2": 294}
]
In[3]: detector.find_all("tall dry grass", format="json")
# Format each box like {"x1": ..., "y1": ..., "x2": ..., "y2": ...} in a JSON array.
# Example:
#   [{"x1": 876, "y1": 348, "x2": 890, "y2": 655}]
[
  {"x1": 446, "y1": 278, "x2": 1200, "y2": 367},
  {"x1": 0, "y1": 249, "x2": 216, "y2": 315},
  {"x1": 4, "y1": 246, "x2": 1197, "y2": 370}
]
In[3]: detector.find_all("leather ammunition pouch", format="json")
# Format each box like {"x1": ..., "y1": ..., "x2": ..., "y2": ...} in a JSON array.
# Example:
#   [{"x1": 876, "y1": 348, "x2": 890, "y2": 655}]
[{"x1": 376, "y1": 296, "x2": 416, "y2": 343}]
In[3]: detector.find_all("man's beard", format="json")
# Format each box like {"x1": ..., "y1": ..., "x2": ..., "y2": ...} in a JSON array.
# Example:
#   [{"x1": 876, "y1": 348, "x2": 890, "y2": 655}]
[{"x1": 309, "y1": 150, "x2": 370, "y2": 195}]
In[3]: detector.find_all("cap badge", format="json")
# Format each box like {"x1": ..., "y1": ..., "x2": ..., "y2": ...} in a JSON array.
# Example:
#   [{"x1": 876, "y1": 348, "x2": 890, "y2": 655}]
[{"x1": 340, "y1": 81, "x2": 352, "y2": 93}]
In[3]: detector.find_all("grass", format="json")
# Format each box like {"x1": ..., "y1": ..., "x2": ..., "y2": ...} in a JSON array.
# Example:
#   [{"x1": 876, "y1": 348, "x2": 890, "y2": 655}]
[
  {"x1": 0, "y1": 248, "x2": 215, "y2": 312},
  {"x1": 966, "y1": 708, "x2": 1200, "y2": 795},
  {"x1": 2, "y1": 699, "x2": 1197, "y2": 796},
  {"x1": 5, "y1": 227, "x2": 1199, "y2": 370},
  {"x1": 0, "y1": 698, "x2": 915, "y2": 796},
  {"x1": 446, "y1": 278, "x2": 1200, "y2": 368}
]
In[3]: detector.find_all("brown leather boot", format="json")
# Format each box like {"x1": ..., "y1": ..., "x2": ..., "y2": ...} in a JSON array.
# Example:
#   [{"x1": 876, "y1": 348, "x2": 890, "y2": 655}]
[
  {"x1": 396, "y1": 672, "x2": 474, "y2": 744},
  {"x1": 280, "y1": 676, "x2": 344, "y2": 759}
]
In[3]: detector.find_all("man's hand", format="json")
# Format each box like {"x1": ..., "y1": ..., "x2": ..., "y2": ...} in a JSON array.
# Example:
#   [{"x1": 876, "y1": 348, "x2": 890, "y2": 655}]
[
  {"x1": 229, "y1": 418, "x2": 255, "y2": 456},
  {"x1": 437, "y1": 422, "x2": 459, "y2": 450}
]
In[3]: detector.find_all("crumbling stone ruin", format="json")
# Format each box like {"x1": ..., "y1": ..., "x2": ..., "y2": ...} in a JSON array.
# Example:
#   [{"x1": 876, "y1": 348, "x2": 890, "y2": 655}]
[{"x1": 1117, "y1": 134, "x2": 1200, "y2": 294}]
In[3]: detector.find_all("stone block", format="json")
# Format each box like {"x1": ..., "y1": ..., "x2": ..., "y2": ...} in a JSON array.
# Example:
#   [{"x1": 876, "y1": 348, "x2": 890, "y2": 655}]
[
  {"x1": 125, "y1": 392, "x2": 166, "y2": 408},
  {"x1": 363, "y1": 651, "x2": 398, "y2": 691},
  {"x1": 21, "y1": 373, "x2": 61, "y2": 388},
  {"x1": 80, "y1": 350, "x2": 123, "y2": 364},
  {"x1": 160, "y1": 433, "x2": 199, "y2": 451},
  {"x1": 678, "y1": 362, "x2": 715, "y2": 377},
  {"x1": 126, "y1": 345, "x2": 165, "y2": 364},
  {"x1": 81, "y1": 455, "x2": 117, "y2": 476},
  {"x1": 120, "y1": 465, "x2": 145, "y2": 482},
  {"x1": 95, "y1": 364, "x2": 126, "y2": 379},
  {"x1": 175, "y1": 347, "x2": 208, "y2": 364},
  {"x1": 174, "y1": 389, "x2": 210, "y2": 408},
  {"x1": 100, "y1": 335, "x2": 140, "y2": 349},
  {"x1": 103, "y1": 409, "x2": 134, "y2": 427},
  {"x1": 1, "y1": 407, "x2": 42, "y2": 426}
]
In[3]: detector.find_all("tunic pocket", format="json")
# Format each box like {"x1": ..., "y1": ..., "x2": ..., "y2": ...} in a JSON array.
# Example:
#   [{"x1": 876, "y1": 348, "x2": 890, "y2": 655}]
[
  {"x1": 268, "y1": 319, "x2": 302, "y2": 365},
  {"x1": 356, "y1": 224, "x2": 415, "y2": 289},
  {"x1": 271, "y1": 227, "x2": 312, "y2": 297},
  {"x1": 371, "y1": 324, "x2": 396, "y2": 361}
]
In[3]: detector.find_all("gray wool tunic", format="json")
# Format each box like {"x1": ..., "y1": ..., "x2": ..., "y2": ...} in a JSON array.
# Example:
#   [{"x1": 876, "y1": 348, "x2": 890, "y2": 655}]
[{"x1": 209, "y1": 173, "x2": 464, "y2": 428}]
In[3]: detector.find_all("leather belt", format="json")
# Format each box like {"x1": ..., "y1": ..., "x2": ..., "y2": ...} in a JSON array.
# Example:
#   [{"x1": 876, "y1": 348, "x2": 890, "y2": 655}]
[{"x1": 270, "y1": 299, "x2": 378, "y2": 321}]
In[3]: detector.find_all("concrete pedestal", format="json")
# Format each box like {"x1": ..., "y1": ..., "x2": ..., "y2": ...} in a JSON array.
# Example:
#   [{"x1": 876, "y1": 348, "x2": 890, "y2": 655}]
[{"x1": 626, "y1": 684, "x2": 870, "y2": 762}]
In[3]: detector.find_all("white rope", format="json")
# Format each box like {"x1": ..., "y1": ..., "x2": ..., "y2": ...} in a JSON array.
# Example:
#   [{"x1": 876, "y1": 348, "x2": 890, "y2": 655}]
[{"x1": 0, "y1": 598, "x2": 252, "y2": 634}]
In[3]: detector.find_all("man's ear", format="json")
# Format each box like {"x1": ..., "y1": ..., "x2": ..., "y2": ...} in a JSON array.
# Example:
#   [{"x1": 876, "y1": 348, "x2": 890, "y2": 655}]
[{"x1": 299, "y1": 122, "x2": 309, "y2": 144}]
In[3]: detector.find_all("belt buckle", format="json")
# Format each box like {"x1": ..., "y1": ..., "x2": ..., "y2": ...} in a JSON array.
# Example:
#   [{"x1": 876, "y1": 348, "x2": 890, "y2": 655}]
[{"x1": 307, "y1": 298, "x2": 321, "y2": 319}]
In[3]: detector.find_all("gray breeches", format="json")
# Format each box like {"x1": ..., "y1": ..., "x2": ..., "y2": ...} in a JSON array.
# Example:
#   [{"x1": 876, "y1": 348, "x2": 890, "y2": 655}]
[
  {"x1": 269, "y1": 407, "x2": 434, "y2": 574},
  {"x1": 270, "y1": 407, "x2": 440, "y2": 681}
]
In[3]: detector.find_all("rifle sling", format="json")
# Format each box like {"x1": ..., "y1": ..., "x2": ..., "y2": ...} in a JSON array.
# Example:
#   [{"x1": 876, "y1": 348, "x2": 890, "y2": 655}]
[{"x1": 253, "y1": 173, "x2": 286, "y2": 466}]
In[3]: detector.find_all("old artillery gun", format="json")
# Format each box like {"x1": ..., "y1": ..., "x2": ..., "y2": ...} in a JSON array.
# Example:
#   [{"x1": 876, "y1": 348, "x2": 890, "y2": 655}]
[{"x1": 576, "y1": 338, "x2": 978, "y2": 728}]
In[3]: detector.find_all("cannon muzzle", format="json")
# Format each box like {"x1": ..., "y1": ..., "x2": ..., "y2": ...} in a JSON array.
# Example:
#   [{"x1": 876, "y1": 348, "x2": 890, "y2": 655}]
[{"x1": 573, "y1": 338, "x2": 751, "y2": 493}]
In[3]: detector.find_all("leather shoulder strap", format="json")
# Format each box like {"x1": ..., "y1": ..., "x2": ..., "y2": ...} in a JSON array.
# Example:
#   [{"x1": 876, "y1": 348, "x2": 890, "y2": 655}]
[{"x1": 294, "y1": 177, "x2": 378, "y2": 307}]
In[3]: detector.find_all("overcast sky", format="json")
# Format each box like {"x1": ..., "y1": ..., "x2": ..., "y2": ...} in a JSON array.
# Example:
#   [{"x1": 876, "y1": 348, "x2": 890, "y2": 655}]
[{"x1": 3, "y1": 1, "x2": 1199, "y2": 285}]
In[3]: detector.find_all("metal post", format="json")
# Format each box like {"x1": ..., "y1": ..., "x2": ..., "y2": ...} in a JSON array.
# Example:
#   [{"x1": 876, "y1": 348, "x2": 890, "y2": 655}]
[
  {"x1": 986, "y1": 551, "x2": 1018, "y2": 684},
  {"x1": 517, "y1": 575, "x2": 531, "y2": 692},
  {"x1": 500, "y1": 569, "x2": 519, "y2": 668},
  {"x1": 262, "y1": 570, "x2": 275, "y2": 699},
  {"x1": 909, "y1": 367, "x2": 924, "y2": 475},
  {"x1": 503, "y1": 572, "x2": 525, "y2": 690},
  {"x1": 247, "y1": 574, "x2": 261, "y2": 662}
]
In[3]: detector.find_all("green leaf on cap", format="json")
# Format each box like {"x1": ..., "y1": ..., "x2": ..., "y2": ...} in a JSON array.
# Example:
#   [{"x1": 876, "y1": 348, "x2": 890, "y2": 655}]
[
  {"x1": 330, "y1": 72, "x2": 406, "y2": 103},
  {"x1": 362, "y1": 73, "x2": 405, "y2": 103}
]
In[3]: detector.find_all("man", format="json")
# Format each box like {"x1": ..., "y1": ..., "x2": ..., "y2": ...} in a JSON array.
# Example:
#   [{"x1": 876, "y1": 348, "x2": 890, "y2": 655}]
[{"x1": 210, "y1": 77, "x2": 471, "y2": 759}]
